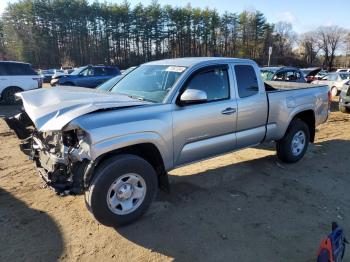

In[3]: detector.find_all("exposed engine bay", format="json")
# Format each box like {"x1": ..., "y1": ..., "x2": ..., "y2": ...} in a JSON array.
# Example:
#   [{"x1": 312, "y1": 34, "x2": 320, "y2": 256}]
[{"x1": 5, "y1": 111, "x2": 94, "y2": 195}]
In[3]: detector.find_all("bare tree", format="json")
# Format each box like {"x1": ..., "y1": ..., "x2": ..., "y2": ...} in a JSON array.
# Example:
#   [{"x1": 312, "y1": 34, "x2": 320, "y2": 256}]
[
  {"x1": 274, "y1": 21, "x2": 295, "y2": 57},
  {"x1": 316, "y1": 26, "x2": 347, "y2": 70},
  {"x1": 298, "y1": 32, "x2": 320, "y2": 66}
]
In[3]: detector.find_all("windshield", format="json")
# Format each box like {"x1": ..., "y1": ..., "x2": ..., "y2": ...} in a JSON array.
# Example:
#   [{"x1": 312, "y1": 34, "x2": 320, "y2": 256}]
[
  {"x1": 110, "y1": 65, "x2": 187, "y2": 103},
  {"x1": 97, "y1": 66, "x2": 137, "y2": 91},
  {"x1": 70, "y1": 66, "x2": 86, "y2": 75},
  {"x1": 97, "y1": 75, "x2": 123, "y2": 91},
  {"x1": 260, "y1": 70, "x2": 275, "y2": 81},
  {"x1": 339, "y1": 73, "x2": 350, "y2": 80}
]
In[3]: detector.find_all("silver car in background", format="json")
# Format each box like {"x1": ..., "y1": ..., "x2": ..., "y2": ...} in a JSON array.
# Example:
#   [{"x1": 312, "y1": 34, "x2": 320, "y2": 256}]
[{"x1": 312, "y1": 72, "x2": 350, "y2": 97}]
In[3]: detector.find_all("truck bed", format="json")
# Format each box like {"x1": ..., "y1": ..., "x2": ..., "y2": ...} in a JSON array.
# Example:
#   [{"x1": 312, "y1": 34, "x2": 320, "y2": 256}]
[{"x1": 265, "y1": 81, "x2": 327, "y2": 92}]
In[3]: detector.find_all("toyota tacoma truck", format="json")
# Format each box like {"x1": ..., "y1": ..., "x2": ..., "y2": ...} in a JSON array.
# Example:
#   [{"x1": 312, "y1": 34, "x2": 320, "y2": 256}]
[{"x1": 5, "y1": 58, "x2": 330, "y2": 227}]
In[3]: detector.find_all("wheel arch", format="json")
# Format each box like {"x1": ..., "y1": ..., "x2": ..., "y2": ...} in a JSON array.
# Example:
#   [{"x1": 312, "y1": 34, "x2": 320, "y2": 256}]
[
  {"x1": 291, "y1": 109, "x2": 315, "y2": 142},
  {"x1": 1, "y1": 86, "x2": 24, "y2": 102},
  {"x1": 92, "y1": 143, "x2": 169, "y2": 192},
  {"x1": 1, "y1": 85, "x2": 23, "y2": 95}
]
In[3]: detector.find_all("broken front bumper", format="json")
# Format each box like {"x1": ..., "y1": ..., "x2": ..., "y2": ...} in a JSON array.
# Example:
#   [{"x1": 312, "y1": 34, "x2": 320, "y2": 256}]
[{"x1": 5, "y1": 111, "x2": 93, "y2": 195}]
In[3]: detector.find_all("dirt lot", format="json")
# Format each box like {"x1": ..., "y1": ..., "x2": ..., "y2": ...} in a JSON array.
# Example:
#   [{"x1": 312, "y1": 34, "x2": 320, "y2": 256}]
[{"x1": 0, "y1": 101, "x2": 349, "y2": 262}]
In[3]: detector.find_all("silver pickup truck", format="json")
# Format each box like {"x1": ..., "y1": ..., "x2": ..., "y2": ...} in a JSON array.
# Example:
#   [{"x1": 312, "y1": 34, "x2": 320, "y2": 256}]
[{"x1": 5, "y1": 57, "x2": 330, "y2": 227}]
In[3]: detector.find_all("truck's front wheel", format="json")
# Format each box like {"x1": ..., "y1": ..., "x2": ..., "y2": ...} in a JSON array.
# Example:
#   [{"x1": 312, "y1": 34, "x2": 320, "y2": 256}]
[
  {"x1": 86, "y1": 154, "x2": 157, "y2": 227},
  {"x1": 276, "y1": 119, "x2": 310, "y2": 163}
]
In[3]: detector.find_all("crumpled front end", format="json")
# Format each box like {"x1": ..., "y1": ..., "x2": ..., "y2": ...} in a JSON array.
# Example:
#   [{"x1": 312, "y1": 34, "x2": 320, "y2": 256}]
[{"x1": 5, "y1": 111, "x2": 93, "y2": 195}]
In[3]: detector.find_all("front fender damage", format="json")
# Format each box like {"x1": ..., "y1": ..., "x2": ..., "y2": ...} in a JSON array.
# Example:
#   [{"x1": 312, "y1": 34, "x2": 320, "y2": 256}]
[{"x1": 5, "y1": 110, "x2": 94, "y2": 195}]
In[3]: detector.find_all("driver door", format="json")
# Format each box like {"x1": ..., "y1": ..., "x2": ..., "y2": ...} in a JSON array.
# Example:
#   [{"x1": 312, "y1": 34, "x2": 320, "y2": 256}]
[{"x1": 172, "y1": 65, "x2": 238, "y2": 166}]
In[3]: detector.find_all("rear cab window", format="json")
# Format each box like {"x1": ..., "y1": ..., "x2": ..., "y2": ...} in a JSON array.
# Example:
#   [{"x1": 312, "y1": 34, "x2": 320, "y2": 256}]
[{"x1": 234, "y1": 65, "x2": 259, "y2": 98}]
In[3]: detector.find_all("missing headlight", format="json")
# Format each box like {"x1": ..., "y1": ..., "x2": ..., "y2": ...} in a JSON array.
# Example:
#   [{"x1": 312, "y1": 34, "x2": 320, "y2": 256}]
[{"x1": 63, "y1": 130, "x2": 78, "y2": 147}]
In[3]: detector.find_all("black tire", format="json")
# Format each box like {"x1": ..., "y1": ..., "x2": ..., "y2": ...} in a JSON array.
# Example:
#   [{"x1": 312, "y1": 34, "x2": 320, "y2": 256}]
[
  {"x1": 339, "y1": 105, "x2": 350, "y2": 113},
  {"x1": 86, "y1": 154, "x2": 158, "y2": 227},
  {"x1": 2, "y1": 86, "x2": 22, "y2": 104},
  {"x1": 276, "y1": 119, "x2": 310, "y2": 163}
]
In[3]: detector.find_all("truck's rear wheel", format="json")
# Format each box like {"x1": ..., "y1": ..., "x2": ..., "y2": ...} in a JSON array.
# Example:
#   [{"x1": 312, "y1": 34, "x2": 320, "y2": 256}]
[
  {"x1": 86, "y1": 154, "x2": 157, "y2": 227},
  {"x1": 276, "y1": 119, "x2": 310, "y2": 163}
]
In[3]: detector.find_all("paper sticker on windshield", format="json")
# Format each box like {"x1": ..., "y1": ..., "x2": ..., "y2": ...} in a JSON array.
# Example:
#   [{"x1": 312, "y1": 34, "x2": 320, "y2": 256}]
[{"x1": 165, "y1": 66, "x2": 186, "y2": 73}]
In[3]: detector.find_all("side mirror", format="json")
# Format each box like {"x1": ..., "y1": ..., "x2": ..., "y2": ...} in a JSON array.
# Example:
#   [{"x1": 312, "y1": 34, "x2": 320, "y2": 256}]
[{"x1": 180, "y1": 89, "x2": 207, "y2": 104}]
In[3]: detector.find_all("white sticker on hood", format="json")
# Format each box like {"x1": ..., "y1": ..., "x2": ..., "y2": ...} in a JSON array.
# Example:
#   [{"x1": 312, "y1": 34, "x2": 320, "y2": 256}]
[{"x1": 165, "y1": 66, "x2": 186, "y2": 73}]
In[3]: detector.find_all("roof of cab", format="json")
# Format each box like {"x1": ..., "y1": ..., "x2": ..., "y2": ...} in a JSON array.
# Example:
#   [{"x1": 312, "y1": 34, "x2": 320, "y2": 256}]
[{"x1": 144, "y1": 57, "x2": 253, "y2": 67}]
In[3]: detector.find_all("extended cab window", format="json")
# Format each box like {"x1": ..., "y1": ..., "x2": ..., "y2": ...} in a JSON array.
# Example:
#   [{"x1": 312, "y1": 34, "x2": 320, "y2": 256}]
[
  {"x1": 184, "y1": 67, "x2": 229, "y2": 102},
  {"x1": 235, "y1": 65, "x2": 258, "y2": 98}
]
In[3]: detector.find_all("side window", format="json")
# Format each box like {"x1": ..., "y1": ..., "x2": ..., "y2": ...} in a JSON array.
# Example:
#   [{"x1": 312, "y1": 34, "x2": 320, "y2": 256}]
[
  {"x1": 81, "y1": 68, "x2": 94, "y2": 76},
  {"x1": 19, "y1": 64, "x2": 37, "y2": 75},
  {"x1": 234, "y1": 65, "x2": 259, "y2": 98},
  {"x1": 184, "y1": 67, "x2": 230, "y2": 102},
  {"x1": 273, "y1": 71, "x2": 285, "y2": 81},
  {"x1": 0, "y1": 64, "x2": 7, "y2": 76},
  {"x1": 286, "y1": 71, "x2": 297, "y2": 81},
  {"x1": 94, "y1": 67, "x2": 107, "y2": 76},
  {"x1": 7, "y1": 63, "x2": 23, "y2": 75},
  {"x1": 106, "y1": 68, "x2": 118, "y2": 75}
]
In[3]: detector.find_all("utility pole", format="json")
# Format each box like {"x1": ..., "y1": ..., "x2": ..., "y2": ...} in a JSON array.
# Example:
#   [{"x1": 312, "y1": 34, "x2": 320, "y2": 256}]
[{"x1": 268, "y1": 46, "x2": 272, "y2": 67}]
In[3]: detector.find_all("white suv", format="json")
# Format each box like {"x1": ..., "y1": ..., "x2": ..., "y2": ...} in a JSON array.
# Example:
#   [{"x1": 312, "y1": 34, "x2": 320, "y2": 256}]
[{"x1": 0, "y1": 61, "x2": 42, "y2": 104}]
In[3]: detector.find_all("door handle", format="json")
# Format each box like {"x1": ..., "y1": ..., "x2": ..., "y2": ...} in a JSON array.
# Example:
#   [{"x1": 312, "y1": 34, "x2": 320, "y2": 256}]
[{"x1": 221, "y1": 107, "x2": 236, "y2": 115}]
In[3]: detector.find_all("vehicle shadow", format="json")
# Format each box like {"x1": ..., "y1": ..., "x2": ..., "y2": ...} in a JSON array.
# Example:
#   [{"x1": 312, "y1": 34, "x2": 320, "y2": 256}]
[
  {"x1": 116, "y1": 139, "x2": 350, "y2": 261},
  {"x1": 0, "y1": 187, "x2": 64, "y2": 261}
]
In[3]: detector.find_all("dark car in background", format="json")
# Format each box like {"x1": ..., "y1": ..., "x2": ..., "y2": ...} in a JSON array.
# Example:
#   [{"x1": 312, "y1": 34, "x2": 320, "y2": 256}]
[
  {"x1": 260, "y1": 67, "x2": 306, "y2": 83},
  {"x1": 339, "y1": 85, "x2": 350, "y2": 113},
  {"x1": 39, "y1": 69, "x2": 61, "y2": 83},
  {"x1": 51, "y1": 65, "x2": 121, "y2": 88},
  {"x1": 96, "y1": 66, "x2": 137, "y2": 91},
  {"x1": 300, "y1": 67, "x2": 321, "y2": 83}
]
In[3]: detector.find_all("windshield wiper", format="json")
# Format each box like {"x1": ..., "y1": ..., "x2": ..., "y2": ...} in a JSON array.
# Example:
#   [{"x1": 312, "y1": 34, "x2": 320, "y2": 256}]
[{"x1": 117, "y1": 92, "x2": 156, "y2": 103}]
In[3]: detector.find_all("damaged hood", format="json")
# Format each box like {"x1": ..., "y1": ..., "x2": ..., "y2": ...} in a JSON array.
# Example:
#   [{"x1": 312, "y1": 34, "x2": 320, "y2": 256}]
[{"x1": 17, "y1": 86, "x2": 149, "y2": 131}]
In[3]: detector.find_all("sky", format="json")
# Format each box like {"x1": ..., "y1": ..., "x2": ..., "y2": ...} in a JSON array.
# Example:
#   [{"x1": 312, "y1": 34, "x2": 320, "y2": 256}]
[{"x1": 0, "y1": 0, "x2": 349, "y2": 33}]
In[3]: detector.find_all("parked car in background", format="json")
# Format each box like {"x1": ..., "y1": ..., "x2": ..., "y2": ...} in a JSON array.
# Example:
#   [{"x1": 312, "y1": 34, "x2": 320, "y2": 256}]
[
  {"x1": 39, "y1": 69, "x2": 65, "y2": 83},
  {"x1": 51, "y1": 69, "x2": 66, "y2": 80},
  {"x1": 50, "y1": 65, "x2": 121, "y2": 88},
  {"x1": 336, "y1": 68, "x2": 350, "y2": 73},
  {"x1": 96, "y1": 66, "x2": 137, "y2": 91},
  {"x1": 6, "y1": 57, "x2": 330, "y2": 226},
  {"x1": 0, "y1": 61, "x2": 42, "y2": 104},
  {"x1": 300, "y1": 67, "x2": 321, "y2": 83},
  {"x1": 260, "y1": 67, "x2": 306, "y2": 83},
  {"x1": 312, "y1": 72, "x2": 350, "y2": 97},
  {"x1": 339, "y1": 85, "x2": 350, "y2": 113},
  {"x1": 314, "y1": 70, "x2": 328, "y2": 80}
]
